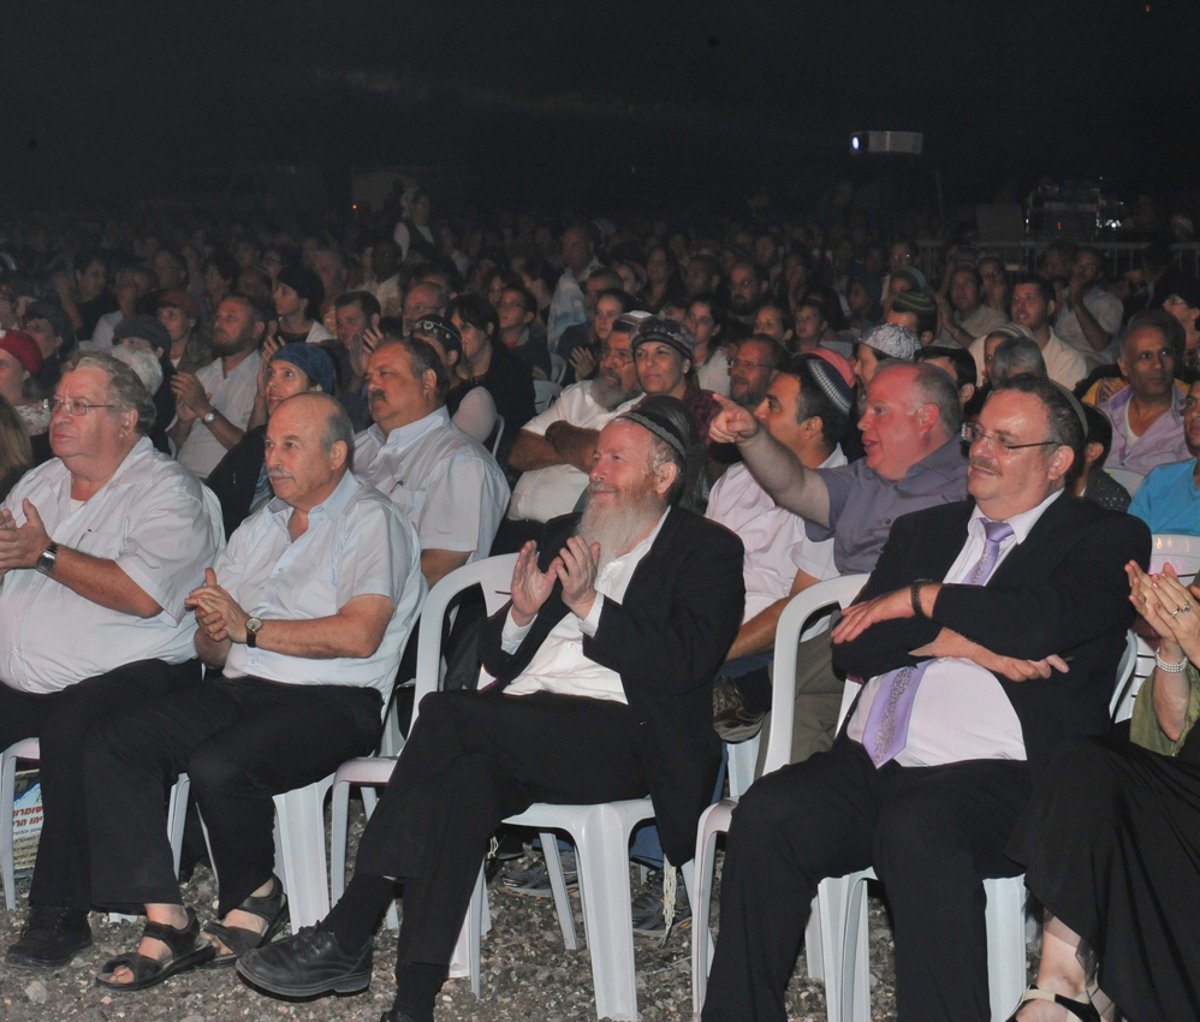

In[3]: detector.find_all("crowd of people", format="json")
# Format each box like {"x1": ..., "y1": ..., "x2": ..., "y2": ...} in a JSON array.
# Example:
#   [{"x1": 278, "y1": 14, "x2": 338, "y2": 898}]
[{"x1": 0, "y1": 192, "x2": 1198, "y2": 1022}]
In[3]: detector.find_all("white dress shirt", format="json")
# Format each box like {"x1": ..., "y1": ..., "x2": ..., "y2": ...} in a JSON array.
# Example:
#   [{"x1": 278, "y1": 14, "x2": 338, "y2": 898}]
[
  {"x1": 498, "y1": 511, "x2": 669, "y2": 703},
  {"x1": 847, "y1": 490, "x2": 1065, "y2": 766},
  {"x1": 219, "y1": 471, "x2": 424, "y2": 698},
  {"x1": 175, "y1": 351, "x2": 262, "y2": 480},
  {"x1": 0, "y1": 438, "x2": 225, "y2": 694},
  {"x1": 353, "y1": 408, "x2": 510, "y2": 561}
]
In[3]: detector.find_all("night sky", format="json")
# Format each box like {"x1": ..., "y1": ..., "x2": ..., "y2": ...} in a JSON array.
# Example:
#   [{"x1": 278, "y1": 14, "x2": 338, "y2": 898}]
[{"x1": 4, "y1": 1, "x2": 1198, "y2": 215}]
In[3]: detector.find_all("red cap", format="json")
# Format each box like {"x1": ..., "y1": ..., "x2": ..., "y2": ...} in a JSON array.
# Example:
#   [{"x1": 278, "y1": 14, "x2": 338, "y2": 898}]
[{"x1": 0, "y1": 330, "x2": 43, "y2": 374}]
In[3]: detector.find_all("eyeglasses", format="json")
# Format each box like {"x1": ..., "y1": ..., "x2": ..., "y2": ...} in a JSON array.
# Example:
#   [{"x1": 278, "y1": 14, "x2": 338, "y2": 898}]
[
  {"x1": 962, "y1": 422, "x2": 1057, "y2": 454},
  {"x1": 730, "y1": 357, "x2": 772, "y2": 371},
  {"x1": 49, "y1": 398, "x2": 117, "y2": 417},
  {"x1": 598, "y1": 346, "x2": 633, "y2": 366}
]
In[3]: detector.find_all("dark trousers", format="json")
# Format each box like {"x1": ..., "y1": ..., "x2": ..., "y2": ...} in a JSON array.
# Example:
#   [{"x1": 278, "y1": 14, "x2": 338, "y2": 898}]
[
  {"x1": 702, "y1": 737, "x2": 1031, "y2": 1022},
  {"x1": 354, "y1": 690, "x2": 648, "y2": 973},
  {"x1": 87, "y1": 677, "x2": 381, "y2": 917},
  {"x1": 0, "y1": 659, "x2": 199, "y2": 912}
]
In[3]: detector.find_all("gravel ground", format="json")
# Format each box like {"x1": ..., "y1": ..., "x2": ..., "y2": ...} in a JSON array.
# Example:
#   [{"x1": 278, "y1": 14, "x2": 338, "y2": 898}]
[{"x1": 0, "y1": 798, "x2": 1015, "y2": 1021}]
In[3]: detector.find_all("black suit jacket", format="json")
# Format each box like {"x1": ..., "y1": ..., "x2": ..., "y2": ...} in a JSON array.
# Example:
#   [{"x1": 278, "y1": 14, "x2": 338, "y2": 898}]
[
  {"x1": 833, "y1": 492, "x2": 1150, "y2": 783},
  {"x1": 481, "y1": 507, "x2": 745, "y2": 864}
]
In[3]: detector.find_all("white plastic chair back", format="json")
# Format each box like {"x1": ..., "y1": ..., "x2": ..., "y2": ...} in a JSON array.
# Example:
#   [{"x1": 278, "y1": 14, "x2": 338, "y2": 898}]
[
  {"x1": 533, "y1": 379, "x2": 563, "y2": 414},
  {"x1": 549, "y1": 352, "x2": 567, "y2": 383},
  {"x1": 1149, "y1": 532, "x2": 1200, "y2": 583},
  {"x1": 1106, "y1": 467, "x2": 1144, "y2": 497},
  {"x1": 489, "y1": 415, "x2": 506, "y2": 458},
  {"x1": 691, "y1": 574, "x2": 867, "y2": 1013}
]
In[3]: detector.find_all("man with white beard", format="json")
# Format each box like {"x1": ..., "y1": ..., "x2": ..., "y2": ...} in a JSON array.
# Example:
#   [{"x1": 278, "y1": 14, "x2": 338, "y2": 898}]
[
  {"x1": 238, "y1": 395, "x2": 745, "y2": 1022},
  {"x1": 506, "y1": 311, "x2": 647, "y2": 527}
]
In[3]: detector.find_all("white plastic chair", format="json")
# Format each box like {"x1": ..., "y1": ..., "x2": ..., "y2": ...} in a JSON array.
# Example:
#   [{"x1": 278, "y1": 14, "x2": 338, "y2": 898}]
[
  {"x1": 533, "y1": 379, "x2": 563, "y2": 414},
  {"x1": 549, "y1": 352, "x2": 567, "y2": 383},
  {"x1": 691, "y1": 574, "x2": 867, "y2": 1014},
  {"x1": 489, "y1": 415, "x2": 506, "y2": 458},
  {"x1": 1106, "y1": 467, "x2": 1144, "y2": 497},
  {"x1": 328, "y1": 556, "x2": 521, "y2": 974},
  {"x1": 1149, "y1": 532, "x2": 1200, "y2": 581},
  {"x1": 1, "y1": 738, "x2": 42, "y2": 911}
]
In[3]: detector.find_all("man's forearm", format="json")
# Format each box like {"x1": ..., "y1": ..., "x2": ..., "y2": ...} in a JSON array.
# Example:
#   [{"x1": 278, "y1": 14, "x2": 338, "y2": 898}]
[
  {"x1": 1072, "y1": 299, "x2": 1113, "y2": 353},
  {"x1": 546, "y1": 422, "x2": 600, "y2": 473},
  {"x1": 48, "y1": 547, "x2": 162, "y2": 618},
  {"x1": 739, "y1": 430, "x2": 832, "y2": 526},
  {"x1": 508, "y1": 430, "x2": 561, "y2": 472},
  {"x1": 242, "y1": 595, "x2": 394, "y2": 660}
]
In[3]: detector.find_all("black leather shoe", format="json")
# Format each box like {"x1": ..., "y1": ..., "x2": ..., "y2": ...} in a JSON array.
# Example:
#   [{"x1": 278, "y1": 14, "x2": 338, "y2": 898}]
[
  {"x1": 5, "y1": 906, "x2": 93, "y2": 968},
  {"x1": 236, "y1": 924, "x2": 371, "y2": 998}
]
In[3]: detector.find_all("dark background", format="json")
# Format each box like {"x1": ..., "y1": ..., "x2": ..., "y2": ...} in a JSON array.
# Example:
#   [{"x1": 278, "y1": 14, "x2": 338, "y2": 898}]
[{"x1": 4, "y1": 0, "x2": 1197, "y2": 215}]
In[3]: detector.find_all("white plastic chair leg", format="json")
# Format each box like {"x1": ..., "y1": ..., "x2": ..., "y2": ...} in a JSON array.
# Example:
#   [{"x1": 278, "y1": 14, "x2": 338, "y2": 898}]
[
  {"x1": 726, "y1": 735, "x2": 761, "y2": 800},
  {"x1": 690, "y1": 799, "x2": 732, "y2": 1015},
  {"x1": 983, "y1": 875, "x2": 1029, "y2": 1022},
  {"x1": 272, "y1": 776, "x2": 334, "y2": 931},
  {"x1": 0, "y1": 739, "x2": 38, "y2": 912},
  {"x1": 540, "y1": 832, "x2": 580, "y2": 950}
]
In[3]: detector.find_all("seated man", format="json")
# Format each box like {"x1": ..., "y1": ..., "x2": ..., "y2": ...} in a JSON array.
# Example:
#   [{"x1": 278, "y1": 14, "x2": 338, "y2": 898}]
[
  {"x1": 710, "y1": 360, "x2": 967, "y2": 762},
  {"x1": 355, "y1": 336, "x2": 510, "y2": 587},
  {"x1": 1100, "y1": 310, "x2": 1189, "y2": 477},
  {"x1": 1129, "y1": 377, "x2": 1200, "y2": 535},
  {"x1": 703, "y1": 377, "x2": 1149, "y2": 1022},
  {"x1": 84, "y1": 393, "x2": 423, "y2": 989},
  {"x1": 710, "y1": 352, "x2": 852, "y2": 740},
  {"x1": 237, "y1": 396, "x2": 744, "y2": 1022},
  {"x1": 505, "y1": 311, "x2": 645, "y2": 526},
  {"x1": 1, "y1": 354, "x2": 223, "y2": 968}
]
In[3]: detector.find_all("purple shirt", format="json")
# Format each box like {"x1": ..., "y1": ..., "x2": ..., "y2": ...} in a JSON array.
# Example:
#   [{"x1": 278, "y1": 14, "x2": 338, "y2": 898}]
[
  {"x1": 808, "y1": 439, "x2": 968, "y2": 574},
  {"x1": 1101, "y1": 386, "x2": 1188, "y2": 478}
]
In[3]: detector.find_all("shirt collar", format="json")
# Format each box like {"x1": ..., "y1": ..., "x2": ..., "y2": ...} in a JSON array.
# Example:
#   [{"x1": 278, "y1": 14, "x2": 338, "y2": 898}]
[
  {"x1": 968, "y1": 488, "x2": 1063, "y2": 544},
  {"x1": 372, "y1": 406, "x2": 451, "y2": 449},
  {"x1": 265, "y1": 467, "x2": 359, "y2": 523}
]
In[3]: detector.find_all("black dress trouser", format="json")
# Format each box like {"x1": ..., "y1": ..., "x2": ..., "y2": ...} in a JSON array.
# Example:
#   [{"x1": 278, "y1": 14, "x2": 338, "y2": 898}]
[
  {"x1": 0, "y1": 659, "x2": 199, "y2": 912},
  {"x1": 87, "y1": 676, "x2": 381, "y2": 917},
  {"x1": 354, "y1": 689, "x2": 649, "y2": 973},
  {"x1": 702, "y1": 737, "x2": 1031, "y2": 1022}
]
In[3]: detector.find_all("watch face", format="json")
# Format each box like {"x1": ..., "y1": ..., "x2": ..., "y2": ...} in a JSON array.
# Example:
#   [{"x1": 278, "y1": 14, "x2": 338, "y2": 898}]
[{"x1": 246, "y1": 616, "x2": 262, "y2": 633}]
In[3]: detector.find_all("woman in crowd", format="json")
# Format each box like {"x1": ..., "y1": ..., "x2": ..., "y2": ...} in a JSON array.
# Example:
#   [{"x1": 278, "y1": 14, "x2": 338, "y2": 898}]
[
  {"x1": 849, "y1": 321, "x2": 921, "y2": 387},
  {"x1": 273, "y1": 265, "x2": 332, "y2": 346},
  {"x1": 1006, "y1": 560, "x2": 1200, "y2": 1021},
  {"x1": 752, "y1": 299, "x2": 795, "y2": 347},
  {"x1": 0, "y1": 395, "x2": 32, "y2": 500},
  {"x1": 0, "y1": 329, "x2": 50, "y2": 440},
  {"x1": 449, "y1": 293, "x2": 535, "y2": 448},
  {"x1": 406, "y1": 314, "x2": 497, "y2": 445},
  {"x1": 156, "y1": 290, "x2": 211, "y2": 373},
  {"x1": 201, "y1": 251, "x2": 238, "y2": 320},
  {"x1": 685, "y1": 292, "x2": 731, "y2": 396},
  {"x1": 53, "y1": 248, "x2": 115, "y2": 342},
  {"x1": 643, "y1": 243, "x2": 682, "y2": 312}
]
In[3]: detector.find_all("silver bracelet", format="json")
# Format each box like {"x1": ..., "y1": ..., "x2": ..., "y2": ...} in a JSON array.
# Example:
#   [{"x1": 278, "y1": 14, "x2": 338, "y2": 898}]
[{"x1": 1155, "y1": 650, "x2": 1190, "y2": 673}]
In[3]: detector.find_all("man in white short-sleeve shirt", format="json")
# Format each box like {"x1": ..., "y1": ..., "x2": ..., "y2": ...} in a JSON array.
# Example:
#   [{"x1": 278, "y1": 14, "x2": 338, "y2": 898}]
[
  {"x1": 355, "y1": 337, "x2": 510, "y2": 587},
  {"x1": 84, "y1": 393, "x2": 424, "y2": 988},
  {"x1": 507, "y1": 314, "x2": 644, "y2": 523},
  {"x1": 1, "y1": 354, "x2": 223, "y2": 970},
  {"x1": 708, "y1": 353, "x2": 850, "y2": 740},
  {"x1": 170, "y1": 294, "x2": 264, "y2": 480}
]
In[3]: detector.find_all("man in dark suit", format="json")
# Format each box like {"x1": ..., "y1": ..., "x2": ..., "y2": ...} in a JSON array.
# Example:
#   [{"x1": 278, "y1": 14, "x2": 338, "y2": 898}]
[
  {"x1": 238, "y1": 395, "x2": 744, "y2": 1022},
  {"x1": 703, "y1": 376, "x2": 1150, "y2": 1022}
]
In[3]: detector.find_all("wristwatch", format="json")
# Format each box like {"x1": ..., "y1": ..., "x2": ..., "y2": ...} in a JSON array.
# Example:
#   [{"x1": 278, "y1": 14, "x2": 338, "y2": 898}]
[
  {"x1": 201, "y1": 409, "x2": 217, "y2": 426},
  {"x1": 35, "y1": 542, "x2": 58, "y2": 576},
  {"x1": 245, "y1": 616, "x2": 263, "y2": 648}
]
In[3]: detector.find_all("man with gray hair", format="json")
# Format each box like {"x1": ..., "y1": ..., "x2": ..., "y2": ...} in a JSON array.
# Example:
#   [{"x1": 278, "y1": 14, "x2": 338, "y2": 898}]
[
  {"x1": 711, "y1": 360, "x2": 967, "y2": 760},
  {"x1": 506, "y1": 311, "x2": 646, "y2": 526},
  {"x1": 82, "y1": 392, "x2": 424, "y2": 990},
  {"x1": 238, "y1": 396, "x2": 744, "y2": 1022},
  {"x1": 1, "y1": 353, "x2": 224, "y2": 969},
  {"x1": 990, "y1": 334, "x2": 1048, "y2": 387}
]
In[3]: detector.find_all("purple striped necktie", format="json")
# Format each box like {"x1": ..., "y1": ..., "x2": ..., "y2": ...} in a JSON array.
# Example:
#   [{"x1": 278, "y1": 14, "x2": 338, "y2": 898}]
[{"x1": 861, "y1": 519, "x2": 1015, "y2": 767}]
